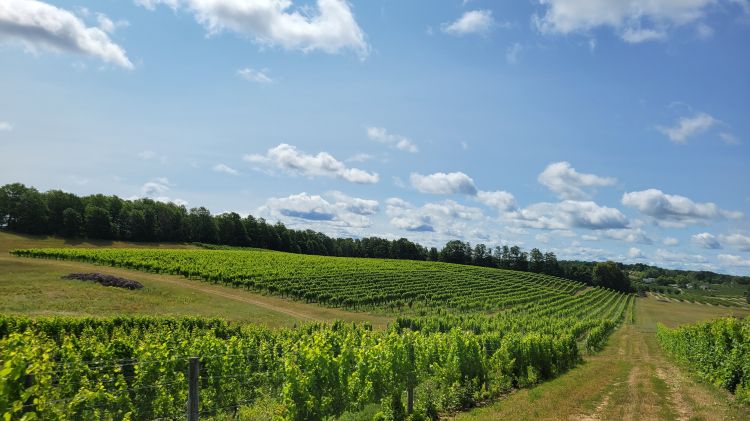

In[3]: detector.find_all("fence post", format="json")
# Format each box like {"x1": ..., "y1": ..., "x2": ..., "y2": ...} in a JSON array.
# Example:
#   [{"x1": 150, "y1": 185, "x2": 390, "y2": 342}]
[
  {"x1": 188, "y1": 357, "x2": 200, "y2": 421},
  {"x1": 22, "y1": 373, "x2": 35, "y2": 414}
]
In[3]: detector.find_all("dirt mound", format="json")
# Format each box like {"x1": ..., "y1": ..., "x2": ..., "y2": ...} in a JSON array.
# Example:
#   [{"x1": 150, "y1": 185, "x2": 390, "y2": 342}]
[{"x1": 62, "y1": 273, "x2": 144, "y2": 290}]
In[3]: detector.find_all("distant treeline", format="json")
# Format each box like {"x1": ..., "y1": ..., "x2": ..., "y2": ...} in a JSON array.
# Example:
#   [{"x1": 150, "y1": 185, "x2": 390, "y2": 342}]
[{"x1": 1, "y1": 182, "x2": 741, "y2": 292}]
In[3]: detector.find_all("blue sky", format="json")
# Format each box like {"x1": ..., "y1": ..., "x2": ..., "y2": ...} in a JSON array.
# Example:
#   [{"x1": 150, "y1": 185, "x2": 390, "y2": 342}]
[{"x1": 1, "y1": 0, "x2": 750, "y2": 274}]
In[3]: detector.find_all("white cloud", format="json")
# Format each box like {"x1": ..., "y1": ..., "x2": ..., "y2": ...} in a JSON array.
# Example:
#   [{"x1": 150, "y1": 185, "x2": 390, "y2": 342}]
[
  {"x1": 476, "y1": 190, "x2": 517, "y2": 212},
  {"x1": 386, "y1": 198, "x2": 484, "y2": 234},
  {"x1": 0, "y1": 121, "x2": 12, "y2": 131},
  {"x1": 604, "y1": 228, "x2": 653, "y2": 244},
  {"x1": 243, "y1": 143, "x2": 379, "y2": 184},
  {"x1": 138, "y1": 150, "x2": 157, "y2": 160},
  {"x1": 718, "y1": 254, "x2": 750, "y2": 268},
  {"x1": 581, "y1": 234, "x2": 599, "y2": 241},
  {"x1": 137, "y1": 177, "x2": 187, "y2": 206},
  {"x1": 719, "y1": 233, "x2": 750, "y2": 251},
  {"x1": 346, "y1": 153, "x2": 373, "y2": 163},
  {"x1": 442, "y1": 9, "x2": 495, "y2": 36},
  {"x1": 505, "y1": 42, "x2": 522, "y2": 64},
  {"x1": 692, "y1": 232, "x2": 721, "y2": 249},
  {"x1": 628, "y1": 247, "x2": 646, "y2": 259},
  {"x1": 509, "y1": 200, "x2": 629, "y2": 230},
  {"x1": 95, "y1": 13, "x2": 128, "y2": 34},
  {"x1": 327, "y1": 191, "x2": 379, "y2": 215},
  {"x1": 141, "y1": 177, "x2": 172, "y2": 196},
  {"x1": 657, "y1": 112, "x2": 717, "y2": 143},
  {"x1": 261, "y1": 192, "x2": 377, "y2": 233},
  {"x1": 366, "y1": 127, "x2": 418, "y2": 153},
  {"x1": 410, "y1": 171, "x2": 478, "y2": 195},
  {"x1": 622, "y1": 189, "x2": 743, "y2": 227},
  {"x1": 662, "y1": 236, "x2": 679, "y2": 246},
  {"x1": 213, "y1": 163, "x2": 239, "y2": 175},
  {"x1": 695, "y1": 22, "x2": 714, "y2": 39},
  {"x1": 719, "y1": 132, "x2": 741, "y2": 145},
  {"x1": 0, "y1": 0, "x2": 133, "y2": 69},
  {"x1": 620, "y1": 27, "x2": 666, "y2": 43},
  {"x1": 137, "y1": 0, "x2": 369, "y2": 58},
  {"x1": 533, "y1": 0, "x2": 736, "y2": 44},
  {"x1": 655, "y1": 248, "x2": 708, "y2": 264},
  {"x1": 237, "y1": 67, "x2": 273, "y2": 84},
  {"x1": 538, "y1": 161, "x2": 616, "y2": 200}
]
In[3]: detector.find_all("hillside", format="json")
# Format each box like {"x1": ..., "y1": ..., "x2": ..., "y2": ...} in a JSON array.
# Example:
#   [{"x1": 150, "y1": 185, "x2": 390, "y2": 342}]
[{"x1": 12, "y1": 247, "x2": 593, "y2": 314}]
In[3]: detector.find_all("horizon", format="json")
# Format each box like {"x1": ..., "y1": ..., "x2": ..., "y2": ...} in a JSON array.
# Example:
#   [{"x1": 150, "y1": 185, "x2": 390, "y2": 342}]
[{"x1": 1, "y1": 0, "x2": 750, "y2": 275}]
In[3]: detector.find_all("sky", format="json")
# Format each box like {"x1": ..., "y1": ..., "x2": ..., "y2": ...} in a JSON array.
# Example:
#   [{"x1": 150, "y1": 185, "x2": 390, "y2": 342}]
[{"x1": 1, "y1": 0, "x2": 750, "y2": 274}]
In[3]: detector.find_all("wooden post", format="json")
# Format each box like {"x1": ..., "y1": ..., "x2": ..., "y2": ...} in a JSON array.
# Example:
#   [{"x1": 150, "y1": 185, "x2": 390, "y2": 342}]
[
  {"x1": 188, "y1": 357, "x2": 200, "y2": 421},
  {"x1": 22, "y1": 373, "x2": 35, "y2": 413},
  {"x1": 407, "y1": 387, "x2": 414, "y2": 414}
]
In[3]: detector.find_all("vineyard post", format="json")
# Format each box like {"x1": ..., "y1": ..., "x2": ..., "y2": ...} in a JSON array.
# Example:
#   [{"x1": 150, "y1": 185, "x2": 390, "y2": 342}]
[
  {"x1": 188, "y1": 357, "x2": 200, "y2": 421},
  {"x1": 23, "y1": 373, "x2": 35, "y2": 414}
]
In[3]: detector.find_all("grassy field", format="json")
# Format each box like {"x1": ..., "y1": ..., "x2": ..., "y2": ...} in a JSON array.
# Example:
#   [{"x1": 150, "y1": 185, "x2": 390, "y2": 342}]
[
  {"x1": 0, "y1": 232, "x2": 392, "y2": 328},
  {"x1": 454, "y1": 295, "x2": 750, "y2": 421}
]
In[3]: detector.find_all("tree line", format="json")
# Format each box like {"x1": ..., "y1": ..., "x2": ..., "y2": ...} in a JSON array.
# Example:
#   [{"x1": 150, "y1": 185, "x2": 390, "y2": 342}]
[{"x1": 0, "y1": 182, "x2": 634, "y2": 290}]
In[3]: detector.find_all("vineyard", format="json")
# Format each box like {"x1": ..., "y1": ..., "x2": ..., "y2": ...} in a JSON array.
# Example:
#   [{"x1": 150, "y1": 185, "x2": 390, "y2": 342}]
[
  {"x1": 1, "y1": 248, "x2": 633, "y2": 420},
  {"x1": 657, "y1": 316, "x2": 750, "y2": 404},
  {"x1": 11, "y1": 248, "x2": 589, "y2": 314}
]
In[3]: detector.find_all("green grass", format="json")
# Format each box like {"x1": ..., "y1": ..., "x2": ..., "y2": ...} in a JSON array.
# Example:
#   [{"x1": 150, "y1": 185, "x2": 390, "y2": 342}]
[
  {"x1": 454, "y1": 296, "x2": 750, "y2": 421},
  {"x1": 0, "y1": 231, "x2": 392, "y2": 328}
]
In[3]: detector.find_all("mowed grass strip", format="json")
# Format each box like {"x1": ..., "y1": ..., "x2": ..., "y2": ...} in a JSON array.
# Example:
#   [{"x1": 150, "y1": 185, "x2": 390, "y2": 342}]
[
  {"x1": 454, "y1": 296, "x2": 750, "y2": 421},
  {"x1": 0, "y1": 232, "x2": 392, "y2": 328}
]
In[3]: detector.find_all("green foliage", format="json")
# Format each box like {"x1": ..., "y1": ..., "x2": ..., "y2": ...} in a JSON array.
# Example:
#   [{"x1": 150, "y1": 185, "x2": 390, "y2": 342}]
[
  {"x1": 593, "y1": 261, "x2": 631, "y2": 292},
  {"x1": 3, "y1": 247, "x2": 634, "y2": 420},
  {"x1": 657, "y1": 317, "x2": 750, "y2": 404}
]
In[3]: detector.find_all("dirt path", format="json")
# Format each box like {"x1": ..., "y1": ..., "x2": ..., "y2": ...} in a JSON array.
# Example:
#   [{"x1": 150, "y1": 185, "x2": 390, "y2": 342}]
[{"x1": 455, "y1": 296, "x2": 750, "y2": 421}]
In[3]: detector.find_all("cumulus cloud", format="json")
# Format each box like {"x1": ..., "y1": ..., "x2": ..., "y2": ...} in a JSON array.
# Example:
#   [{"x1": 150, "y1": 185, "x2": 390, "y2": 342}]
[
  {"x1": 604, "y1": 228, "x2": 653, "y2": 244},
  {"x1": 621, "y1": 189, "x2": 743, "y2": 227},
  {"x1": 533, "y1": 0, "x2": 737, "y2": 44},
  {"x1": 655, "y1": 248, "x2": 708, "y2": 264},
  {"x1": 366, "y1": 127, "x2": 418, "y2": 153},
  {"x1": 509, "y1": 200, "x2": 629, "y2": 230},
  {"x1": 243, "y1": 143, "x2": 379, "y2": 184},
  {"x1": 213, "y1": 163, "x2": 239, "y2": 175},
  {"x1": 657, "y1": 112, "x2": 718, "y2": 143},
  {"x1": 0, "y1": 0, "x2": 133, "y2": 69},
  {"x1": 386, "y1": 198, "x2": 484, "y2": 234},
  {"x1": 662, "y1": 236, "x2": 679, "y2": 246},
  {"x1": 718, "y1": 254, "x2": 750, "y2": 268},
  {"x1": 628, "y1": 247, "x2": 646, "y2": 259},
  {"x1": 138, "y1": 177, "x2": 187, "y2": 206},
  {"x1": 0, "y1": 121, "x2": 12, "y2": 131},
  {"x1": 476, "y1": 190, "x2": 517, "y2": 212},
  {"x1": 538, "y1": 161, "x2": 616, "y2": 200},
  {"x1": 410, "y1": 172, "x2": 478, "y2": 195},
  {"x1": 237, "y1": 67, "x2": 273, "y2": 84},
  {"x1": 692, "y1": 232, "x2": 721, "y2": 249},
  {"x1": 261, "y1": 191, "x2": 377, "y2": 231},
  {"x1": 327, "y1": 191, "x2": 379, "y2": 215},
  {"x1": 136, "y1": 0, "x2": 369, "y2": 58},
  {"x1": 442, "y1": 9, "x2": 496, "y2": 36},
  {"x1": 719, "y1": 233, "x2": 750, "y2": 251}
]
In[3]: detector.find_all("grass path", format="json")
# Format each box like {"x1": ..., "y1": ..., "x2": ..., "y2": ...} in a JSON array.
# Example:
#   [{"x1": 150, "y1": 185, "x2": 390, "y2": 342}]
[{"x1": 454, "y1": 295, "x2": 750, "y2": 421}]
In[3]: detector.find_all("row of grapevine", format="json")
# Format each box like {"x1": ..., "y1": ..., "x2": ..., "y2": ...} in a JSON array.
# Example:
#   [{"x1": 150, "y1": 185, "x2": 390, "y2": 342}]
[
  {"x1": 1, "y1": 307, "x2": 629, "y2": 420},
  {"x1": 13, "y1": 248, "x2": 586, "y2": 314},
  {"x1": 657, "y1": 317, "x2": 750, "y2": 403}
]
